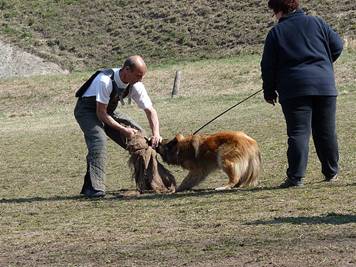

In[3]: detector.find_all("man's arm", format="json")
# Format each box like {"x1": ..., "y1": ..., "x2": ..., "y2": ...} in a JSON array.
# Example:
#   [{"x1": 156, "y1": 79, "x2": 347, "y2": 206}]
[
  {"x1": 144, "y1": 106, "x2": 161, "y2": 147},
  {"x1": 96, "y1": 102, "x2": 137, "y2": 139}
]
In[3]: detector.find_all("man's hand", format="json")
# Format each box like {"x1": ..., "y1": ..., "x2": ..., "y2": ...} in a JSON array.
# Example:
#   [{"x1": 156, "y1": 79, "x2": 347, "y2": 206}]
[
  {"x1": 97, "y1": 102, "x2": 138, "y2": 138},
  {"x1": 150, "y1": 135, "x2": 162, "y2": 148},
  {"x1": 122, "y1": 127, "x2": 138, "y2": 139}
]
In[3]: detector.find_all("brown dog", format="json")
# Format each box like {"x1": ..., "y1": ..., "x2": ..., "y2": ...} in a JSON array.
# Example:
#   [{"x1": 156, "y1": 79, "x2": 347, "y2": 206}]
[{"x1": 157, "y1": 131, "x2": 261, "y2": 192}]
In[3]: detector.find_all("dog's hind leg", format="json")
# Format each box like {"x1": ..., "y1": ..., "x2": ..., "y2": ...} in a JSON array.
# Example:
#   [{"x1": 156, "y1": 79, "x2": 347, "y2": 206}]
[
  {"x1": 176, "y1": 169, "x2": 208, "y2": 192},
  {"x1": 215, "y1": 160, "x2": 243, "y2": 191}
]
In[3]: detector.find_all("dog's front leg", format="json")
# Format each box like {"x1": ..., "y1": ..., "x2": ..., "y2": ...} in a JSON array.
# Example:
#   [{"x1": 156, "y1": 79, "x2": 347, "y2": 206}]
[{"x1": 176, "y1": 169, "x2": 207, "y2": 192}]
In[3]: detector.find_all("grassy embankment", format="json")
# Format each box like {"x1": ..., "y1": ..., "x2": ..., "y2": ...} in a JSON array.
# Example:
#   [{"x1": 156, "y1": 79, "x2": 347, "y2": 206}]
[{"x1": 0, "y1": 0, "x2": 355, "y2": 71}]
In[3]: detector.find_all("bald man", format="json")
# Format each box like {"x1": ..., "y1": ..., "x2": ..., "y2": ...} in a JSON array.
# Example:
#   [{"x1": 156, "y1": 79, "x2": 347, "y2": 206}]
[{"x1": 74, "y1": 55, "x2": 162, "y2": 198}]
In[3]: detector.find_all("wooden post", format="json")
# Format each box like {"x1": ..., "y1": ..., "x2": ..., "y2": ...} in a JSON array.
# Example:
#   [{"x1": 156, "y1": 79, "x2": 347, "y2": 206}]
[{"x1": 172, "y1": 70, "x2": 181, "y2": 97}]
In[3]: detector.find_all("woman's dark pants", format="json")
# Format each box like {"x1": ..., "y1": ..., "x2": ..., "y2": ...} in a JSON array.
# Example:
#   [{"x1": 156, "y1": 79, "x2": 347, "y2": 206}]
[{"x1": 280, "y1": 96, "x2": 339, "y2": 181}]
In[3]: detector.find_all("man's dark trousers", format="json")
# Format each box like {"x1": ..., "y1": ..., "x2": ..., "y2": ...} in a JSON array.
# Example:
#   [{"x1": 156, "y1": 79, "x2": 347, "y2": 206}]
[
  {"x1": 74, "y1": 96, "x2": 143, "y2": 193},
  {"x1": 280, "y1": 96, "x2": 339, "y2": 180}
]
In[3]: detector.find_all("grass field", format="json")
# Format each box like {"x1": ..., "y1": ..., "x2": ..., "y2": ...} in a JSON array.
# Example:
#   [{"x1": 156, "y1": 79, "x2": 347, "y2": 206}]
[{"x1": 0, "y1": 52, "x2": 355, "y2": 266}]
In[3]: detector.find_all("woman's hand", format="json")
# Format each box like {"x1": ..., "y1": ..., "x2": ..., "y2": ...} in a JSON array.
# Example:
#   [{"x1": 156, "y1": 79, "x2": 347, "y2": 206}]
[{"x1": 265, "y1": 97, "x2": 277, "y2": 106}]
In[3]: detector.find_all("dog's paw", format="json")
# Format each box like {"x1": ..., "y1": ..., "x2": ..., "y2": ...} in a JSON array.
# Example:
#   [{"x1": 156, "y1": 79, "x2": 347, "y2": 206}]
[{"x1": 215, "y1": 185, "x2": 232, "y2": 191}]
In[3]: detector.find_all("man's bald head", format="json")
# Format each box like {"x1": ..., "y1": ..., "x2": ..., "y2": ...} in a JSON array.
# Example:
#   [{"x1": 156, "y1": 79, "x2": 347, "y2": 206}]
[
  {"x1": 123, "y1": 55, "x2": 147, "y2": 73},
  {"x1": 121, "y1": 55, "x2": 147, "y2": 84}
]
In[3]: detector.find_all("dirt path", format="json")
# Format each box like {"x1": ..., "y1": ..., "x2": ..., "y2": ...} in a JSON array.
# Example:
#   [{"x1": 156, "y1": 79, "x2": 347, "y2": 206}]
[{"x1": 0, "y1": 39, "x2": 68, "y2": 79}]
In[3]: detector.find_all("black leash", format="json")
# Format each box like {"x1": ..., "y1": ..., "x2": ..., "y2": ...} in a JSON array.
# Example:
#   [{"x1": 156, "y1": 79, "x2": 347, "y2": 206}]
[{"x1": 193, "y1": 89, "x2": 263, "y2": 135}]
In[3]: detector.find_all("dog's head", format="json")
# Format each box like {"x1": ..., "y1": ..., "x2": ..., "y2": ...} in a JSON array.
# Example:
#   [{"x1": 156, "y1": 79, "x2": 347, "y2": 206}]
[
  {"x1": 157, "y1": 133, "x2": 202, "y2": 164},
  {"x1": 156, "y1": 134, "x2": 185, "y2": 164}
]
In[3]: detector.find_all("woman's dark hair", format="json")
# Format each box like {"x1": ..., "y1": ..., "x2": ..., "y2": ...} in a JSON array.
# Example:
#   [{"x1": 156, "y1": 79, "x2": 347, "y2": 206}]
[{"x1": 268, "y1": 0, "x2": 299, "y2": 14}]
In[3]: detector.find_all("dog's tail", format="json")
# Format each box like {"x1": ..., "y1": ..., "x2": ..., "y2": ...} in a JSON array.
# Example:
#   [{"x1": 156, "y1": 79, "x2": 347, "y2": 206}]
[{"x1": 237, "y1": 145, "x2": 261, "y2": 187}]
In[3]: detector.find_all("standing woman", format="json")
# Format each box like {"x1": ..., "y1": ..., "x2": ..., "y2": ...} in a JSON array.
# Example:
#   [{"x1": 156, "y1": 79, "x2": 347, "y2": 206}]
[{"x1": 261, "y1": 0, "x2": 343, "y2": 187}]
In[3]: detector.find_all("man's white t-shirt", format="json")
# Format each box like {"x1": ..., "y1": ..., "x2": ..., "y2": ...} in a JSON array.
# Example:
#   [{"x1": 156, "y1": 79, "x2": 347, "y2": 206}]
[{"x1": 82, "y1": 68, "x2": 152, "y2": 110}]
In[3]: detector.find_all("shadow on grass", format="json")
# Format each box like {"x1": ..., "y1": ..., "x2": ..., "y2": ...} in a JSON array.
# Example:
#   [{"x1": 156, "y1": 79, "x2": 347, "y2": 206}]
[
  {"x1": 110, "y1": 181, "x2": 356, "y2": 201},
  {"x1": 246, "y1": 213, "x2": 356, "y2": 225},
  {"x1": 1, "y1": 182, "x2": 355, "y2": 204},
  {"x1": 0, "y1": 195, "x2": 85, "y2": 204},
  {"x1": 108, "y1": 185, "x2": 281, "y2": 201},
  {"x1": 0, "y1": 185, "x2": 278, "y2": 204}
]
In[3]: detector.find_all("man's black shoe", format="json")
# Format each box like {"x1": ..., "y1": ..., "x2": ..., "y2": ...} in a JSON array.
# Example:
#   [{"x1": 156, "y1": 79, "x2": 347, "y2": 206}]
[
  {"x1": 83, "y1": 189, "x2": 106, "y2": 198},
  {"x1": 279, "y1": 177, "x2": 304, "y2": 188}
]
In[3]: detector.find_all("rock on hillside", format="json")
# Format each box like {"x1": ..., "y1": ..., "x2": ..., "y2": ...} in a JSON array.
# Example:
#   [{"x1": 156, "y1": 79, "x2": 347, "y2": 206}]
[{"x1": 0, "y1": 39, "x2": 68, "y2": 79}]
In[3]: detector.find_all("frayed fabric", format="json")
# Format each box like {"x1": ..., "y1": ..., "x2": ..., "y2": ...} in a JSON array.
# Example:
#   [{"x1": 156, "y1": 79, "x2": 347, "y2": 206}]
[{"x1": 127, "y1": 134, "x2": 176, "y2": 193}]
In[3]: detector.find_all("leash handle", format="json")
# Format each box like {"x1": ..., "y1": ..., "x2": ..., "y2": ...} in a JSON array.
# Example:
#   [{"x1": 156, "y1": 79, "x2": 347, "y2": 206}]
[{"x1": 193, "y1": 89, "x2": 263, "y2": 135}]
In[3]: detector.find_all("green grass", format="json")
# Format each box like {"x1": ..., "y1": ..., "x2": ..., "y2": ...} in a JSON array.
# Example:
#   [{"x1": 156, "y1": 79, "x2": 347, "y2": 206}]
[
  {"x1": 0, "y1": 0, "x2": 355, "y2": 71},
  {"x1": 0, "y1": 53, "x2": 355, "y2": 266}
]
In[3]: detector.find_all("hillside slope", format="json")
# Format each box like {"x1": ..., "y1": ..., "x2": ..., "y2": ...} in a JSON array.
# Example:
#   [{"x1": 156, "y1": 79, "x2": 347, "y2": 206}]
[
  {"x1": 0, "y1": 0, "x2": 355, "y2": 71},
  {"x1": 0, "y1": 39, "x2": 67, "y2": 78}
]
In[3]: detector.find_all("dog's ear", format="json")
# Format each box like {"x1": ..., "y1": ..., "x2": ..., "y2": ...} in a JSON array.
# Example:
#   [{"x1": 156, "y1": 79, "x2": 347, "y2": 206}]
[
  {"x1": 165, "y1": 137, "x2": 178, "y2": 149},
  {"x1": 175, "y1": 134, "x2": 184, "y2": 142},
  {"x1": 191, "y1": 135, "x2": 200, "y2": 158}
]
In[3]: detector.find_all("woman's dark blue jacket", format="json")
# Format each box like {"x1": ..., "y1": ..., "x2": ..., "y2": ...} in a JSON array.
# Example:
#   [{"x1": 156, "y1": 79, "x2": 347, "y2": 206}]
[{"x1": 261, "y1": 9, "x2": 343, "y2": 102}]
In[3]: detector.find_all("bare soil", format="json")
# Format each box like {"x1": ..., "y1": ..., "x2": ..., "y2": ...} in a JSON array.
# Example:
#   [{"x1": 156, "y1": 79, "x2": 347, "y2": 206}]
[{"x1": 0, "y1": 39, "x2": 68, "y2": 79}]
